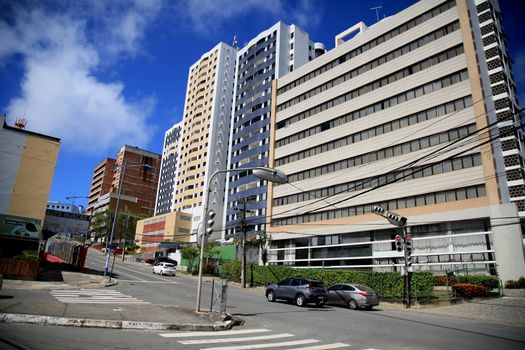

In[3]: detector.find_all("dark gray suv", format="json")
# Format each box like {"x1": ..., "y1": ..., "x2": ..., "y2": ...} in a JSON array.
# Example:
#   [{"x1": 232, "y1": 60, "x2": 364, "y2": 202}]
[{"x1": 266, "y1": 278, "x2": 327, "y2": 307}]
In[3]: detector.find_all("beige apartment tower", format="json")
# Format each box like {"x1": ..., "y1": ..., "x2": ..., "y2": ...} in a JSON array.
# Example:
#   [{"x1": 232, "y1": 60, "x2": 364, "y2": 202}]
[
  {"x1": 173, "y1": 43, "x2": 237, "y2": 242},
  {"x1": 269, "y1": 0, "x2": 524, "y2": 281}
]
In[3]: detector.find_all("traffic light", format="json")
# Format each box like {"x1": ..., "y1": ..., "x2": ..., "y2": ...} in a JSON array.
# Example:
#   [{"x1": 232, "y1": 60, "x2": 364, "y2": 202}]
[
  {"x1": 395, "y1": 234, "x2": 403, "y2": 252},
  {"x1": 205, "y1": 210, "x2": 216, "y2": 236},
  {"x1": 405, "y1": 234, "x2": 413, "y2": 267}
]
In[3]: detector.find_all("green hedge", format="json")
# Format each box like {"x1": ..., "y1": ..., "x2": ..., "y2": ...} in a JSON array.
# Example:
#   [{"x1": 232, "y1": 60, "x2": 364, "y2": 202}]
[
  {"x1": 505, "y1": 277, "x2": 525, "y2": 289},
  {"x1": 432, "y1": 274, "x2": 499, "y2": 289},
  {"x1": 220, "y1": 261, "x2": 434, "y2": 298}
]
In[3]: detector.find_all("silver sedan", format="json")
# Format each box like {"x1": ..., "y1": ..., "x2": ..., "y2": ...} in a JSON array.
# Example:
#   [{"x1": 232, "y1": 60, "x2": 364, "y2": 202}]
[{"x1": 326, "y1": 283, "x2": 379, "y2": 310}]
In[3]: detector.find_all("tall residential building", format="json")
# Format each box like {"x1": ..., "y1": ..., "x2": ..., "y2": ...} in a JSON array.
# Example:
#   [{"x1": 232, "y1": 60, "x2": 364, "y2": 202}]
[
  {"x1": 224, "y1": 22, "x2": 323, "y2": 241},
  {"x1": 87, "y1": 158, "x2": 115, "y2": 215},
  {"x1": 155, "y1": 122, "x2": 183, "y2": 215},
  {"x1": 172, "y1": 42, "x2": 237, "y2": 242},
  {"x1": 269, "y1": 0, "x2": 524, "y2": 281},
  {"x1": 112, "y1": 145, "x2": 161, "y2": 217}
]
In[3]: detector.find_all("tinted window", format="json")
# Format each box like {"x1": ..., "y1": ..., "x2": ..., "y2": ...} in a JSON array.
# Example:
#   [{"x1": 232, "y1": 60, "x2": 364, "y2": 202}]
[
  {"x1": 163, "y1": 263, "x2": 175, "y2": 268},
  {"x1": 279, "y1": 278, "x2": 291, "y2": 285},
  {"x1": 291, "y1": 279, "x2": 301, "y2": 286},
  {"x1": 309, "y1": 281, "x2": 325, "y2": 288},
  {"x1": 342, "y1": 285, "x2": 355, "y2": 291},
  {"x1": 354, "y1": 284, "x2": 374, "y2": 292}
]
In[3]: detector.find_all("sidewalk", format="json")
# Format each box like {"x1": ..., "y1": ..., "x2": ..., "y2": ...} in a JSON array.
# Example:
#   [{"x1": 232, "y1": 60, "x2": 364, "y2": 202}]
[{"x1": 0, "y1": 270, "x2": 233, "y2": 331}]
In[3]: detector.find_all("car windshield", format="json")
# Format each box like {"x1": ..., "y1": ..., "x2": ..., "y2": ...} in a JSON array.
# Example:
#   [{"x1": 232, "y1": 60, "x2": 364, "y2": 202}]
[
  {"x1": 163, "y1": 263, "x2": 175, "y2": 268},
  {"x1": 354, "y1": 284, "x2": 374, "y2": 292}
]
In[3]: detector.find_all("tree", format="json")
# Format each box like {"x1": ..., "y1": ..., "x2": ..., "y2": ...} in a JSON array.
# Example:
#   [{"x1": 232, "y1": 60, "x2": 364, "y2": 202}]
[
  {"x1": 180, "y1": 245, "x2": 200, "y2": 273},
  {"x1": 204, "y1": 240, "x2": 220, "y2": 260},
  {"x1": 90, "y1": 211, "x2": 113, "y2": 242},
  {"x1": 254, "y1": 233, "x2": 271, "y2": 266}
]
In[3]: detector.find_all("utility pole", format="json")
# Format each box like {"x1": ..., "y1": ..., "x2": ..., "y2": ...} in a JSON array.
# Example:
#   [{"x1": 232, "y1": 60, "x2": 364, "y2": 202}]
[
  {"x1": 239, "y1": 200, "x2": 247, "y2": 289},
  {"x1": 373, "y1": 206, "x2": 411, "y2": 308}
]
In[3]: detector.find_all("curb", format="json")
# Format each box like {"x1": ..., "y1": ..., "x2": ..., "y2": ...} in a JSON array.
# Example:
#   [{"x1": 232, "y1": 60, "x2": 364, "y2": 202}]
[{"x1": 0, "y1": 313, "x2": 235, "y2": 331}]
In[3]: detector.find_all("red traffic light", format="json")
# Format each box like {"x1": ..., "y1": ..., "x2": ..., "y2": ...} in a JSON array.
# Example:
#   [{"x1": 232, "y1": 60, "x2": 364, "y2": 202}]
[
  {"x1": 405, "y1": 234, "x2": 411, "y2": 241},
  {"x1": 395, "y1": 234, "x2": 402, "y2": 241}
]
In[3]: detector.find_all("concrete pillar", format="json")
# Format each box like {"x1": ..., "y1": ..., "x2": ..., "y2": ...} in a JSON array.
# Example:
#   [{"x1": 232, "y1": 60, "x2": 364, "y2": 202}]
[{"x1": 490, "y1": 203, "x2": 525, "y2": 282}]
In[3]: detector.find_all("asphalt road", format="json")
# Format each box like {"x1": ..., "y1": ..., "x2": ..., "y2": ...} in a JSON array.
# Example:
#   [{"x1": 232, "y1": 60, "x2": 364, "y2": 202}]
[{"x1": 1, "y1": 250, "x2": 524, "y2": 350}]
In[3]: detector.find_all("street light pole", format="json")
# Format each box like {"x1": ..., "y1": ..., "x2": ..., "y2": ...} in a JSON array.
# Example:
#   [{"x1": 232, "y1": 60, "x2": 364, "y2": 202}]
[
  {"x1": 195, "y1": 166, "x2": 287, "y2": 312},
  {"x1": 104, "y1": 160, "x2": 126, "y2": 278},
  {"x1": 103, "y1": 161, "x2": 151, "y2": 279}
]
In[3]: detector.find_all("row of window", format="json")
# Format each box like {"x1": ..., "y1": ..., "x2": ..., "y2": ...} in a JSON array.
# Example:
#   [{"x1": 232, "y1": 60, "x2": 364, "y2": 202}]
[
  {"x1": 283, "y1": 123, "x2": 477, "y2": 184},
  {"x1": 277, "y1": 21, "x2": 461, "y2": 112},
  {"x1": 275, "y1": 95, "x2": 473, "y2": 166},
  {"x1": 276, "y1": 45, "x2": 465, "y2": 130},
  {"x1": 273, "y1": 153, "x2": 482, "y2": 207},
  {"x1": 272, "y1": 185, "x2": 486, "y2": 226},
  {"x1": 277, "y1": 0, "x2": 456, "y2": 94}
]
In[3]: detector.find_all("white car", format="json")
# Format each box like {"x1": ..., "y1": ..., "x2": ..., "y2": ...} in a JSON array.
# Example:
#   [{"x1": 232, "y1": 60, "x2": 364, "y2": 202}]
[{"x1": 152, "y1": 262, "x2": 177, "y2": 276}]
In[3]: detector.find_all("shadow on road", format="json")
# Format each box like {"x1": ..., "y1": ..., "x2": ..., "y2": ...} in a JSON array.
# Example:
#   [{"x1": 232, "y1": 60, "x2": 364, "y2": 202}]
[{"x1": 367, "y1": 310, "x2": 525, "y2": 345}]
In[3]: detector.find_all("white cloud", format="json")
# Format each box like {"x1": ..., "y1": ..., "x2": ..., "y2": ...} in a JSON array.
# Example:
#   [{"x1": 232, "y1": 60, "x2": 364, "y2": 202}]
[
  {"x1": 172, "y1": 0, "x2": 320, "y2": 35},
  {"x1": 0, "y1": 1, "x2": 160, "y2": 154}
]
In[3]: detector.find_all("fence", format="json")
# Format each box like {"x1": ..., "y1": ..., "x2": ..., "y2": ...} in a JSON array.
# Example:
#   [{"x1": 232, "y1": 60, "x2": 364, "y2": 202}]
[{"x1": 0, "y1": 258, "x2": 39, "y2": 279}]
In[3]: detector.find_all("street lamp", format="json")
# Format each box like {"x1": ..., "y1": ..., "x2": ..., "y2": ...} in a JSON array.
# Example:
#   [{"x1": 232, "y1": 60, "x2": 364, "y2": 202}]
[
  {"x1": 373, "y1": 206, "x2": 411, "y2": 308},
  {"x1": 195, "y1": 166, "x2": 287, "y2": 312},
  {"x1": 103, "y1": 161, "x2": 152, "y2": 279}
]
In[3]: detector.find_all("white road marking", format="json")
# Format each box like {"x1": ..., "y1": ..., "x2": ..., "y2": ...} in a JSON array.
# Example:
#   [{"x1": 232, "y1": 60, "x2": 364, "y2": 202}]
[
  {"x1": 160, "y1": 328, "x2": 272, "y2": 338},
  {"x1": 292, "y1": 343, "x2": 351, "y2": 350},
  {"x1": 178, "y1": 333, "x2": 294, "y2": 345},
  {"x1": 50, "y1": 289, "x2": 150, "y2": 304},
  {"x1": 201, "y1": 339, "x2": 320, "y2": 350}
]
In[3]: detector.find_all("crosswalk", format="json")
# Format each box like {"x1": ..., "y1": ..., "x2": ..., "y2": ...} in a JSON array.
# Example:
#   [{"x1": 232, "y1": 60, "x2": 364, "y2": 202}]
[
  {"x1": 50, "y1": 289, "x2": 150, "y2": 304},
  {"x1": 159, "y1": 328, "x2": 351, "y2": 350}
]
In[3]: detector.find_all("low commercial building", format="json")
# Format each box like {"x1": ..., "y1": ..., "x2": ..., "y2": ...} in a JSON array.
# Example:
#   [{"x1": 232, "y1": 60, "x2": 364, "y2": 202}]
[{"x1": 135, "y1": 211, "x2": 193, "y2": 253}]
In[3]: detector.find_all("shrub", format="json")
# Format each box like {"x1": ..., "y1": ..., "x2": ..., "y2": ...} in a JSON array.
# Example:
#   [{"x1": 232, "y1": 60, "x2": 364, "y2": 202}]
[
  {"x1": 505, "y1": 277, "x2": 525, "y2": 289},
  {"x1": 452, "y1": 283, "x2": 488, "y2": 299},
  {"x1": 14, "y1": 250, "x2": 39, "y2": 261},
  {"x1": 432, "y1": 274, "x2": 499, "y2": 289},
  {"x1": 219, "y1": 261, "x2": 434, "y2": 298}
]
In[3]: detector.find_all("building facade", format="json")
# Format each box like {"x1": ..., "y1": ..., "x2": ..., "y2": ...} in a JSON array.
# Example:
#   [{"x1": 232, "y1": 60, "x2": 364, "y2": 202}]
[
  {"x1": 135, "y1": 211, "x2": 193, "y2": 253},
  {"x1": 155, "y1": 122, "x2": 183, "y2": 215},
  {"x1": 87, "y1": 158, "x2": 115, "y2": 216},
  {"x1": 269, "y1": 0, "x2": 524, "y2": 281},
  {"x1": 0, "y1": 116, "x2": 60, "y2": 226},
  {"x1": 113, "y1": 145, "x2": 161, "y2": 217},
  {"x1": 171, "y1": 42, "x2": 236, "y2": 242},
  {"x1": 224, "y1": 22, "x2": 323, "y2": 241}
]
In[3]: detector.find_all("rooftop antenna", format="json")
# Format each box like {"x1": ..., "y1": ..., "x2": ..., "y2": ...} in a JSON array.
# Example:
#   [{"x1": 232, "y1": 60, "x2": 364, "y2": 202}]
[
  {"x1": 233, "y1": 35, "x2": 238, "y2": 49},
  {"x1": 14, "y1": 118, "x2": 27, "y2": 129},
  {"x1": 371, "y1": 6, "x2": 383, "y2": 23}
]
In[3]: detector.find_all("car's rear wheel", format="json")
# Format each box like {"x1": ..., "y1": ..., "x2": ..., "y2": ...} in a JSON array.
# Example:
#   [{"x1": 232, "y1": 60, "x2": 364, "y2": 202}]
[
  {"x1": 160, "y1": 271, "x2": 164, "y2": 276},
  {"x1": 266, "y1": 291, "x2": 275, "y2": 302},
  {"x1": 315, "y1": 300, "x2": 325, "y2": 307},
  {"x1": 348, "y1": 299, "x2": 358, "y2": 310},
  {"x1": 295, "y1": 294, "x2": 306, "y2": 307}
]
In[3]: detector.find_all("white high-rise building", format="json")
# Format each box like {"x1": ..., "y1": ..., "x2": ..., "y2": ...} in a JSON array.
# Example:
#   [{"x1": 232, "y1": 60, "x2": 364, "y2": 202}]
[
  {"x1": 224, "y1": 22, "x2": 324, "y2": 242},
  {"x1": 155, "y1": 122, "x2": 183, "y2": 216}
]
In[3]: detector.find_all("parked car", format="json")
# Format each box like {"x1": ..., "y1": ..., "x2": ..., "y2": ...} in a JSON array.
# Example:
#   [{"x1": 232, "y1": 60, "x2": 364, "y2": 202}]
[
  {"x1": 325, "y1": 283, "x2": 379, "y2": 310},
  {"x1": 152, "y1": 262, "x2": 177, "y2": 276},
  {"x1": 265, "y1": 278, "x2": 327, "y2": 307},
  {"x1": 154, "y1": 257, "x2": 178, "y2": 266}
]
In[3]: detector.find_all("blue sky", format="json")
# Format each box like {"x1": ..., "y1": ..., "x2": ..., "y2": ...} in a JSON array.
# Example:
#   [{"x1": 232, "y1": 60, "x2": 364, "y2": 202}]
[{"x1": 1, "y1": 0, "x2": 523, "y2": 208}]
